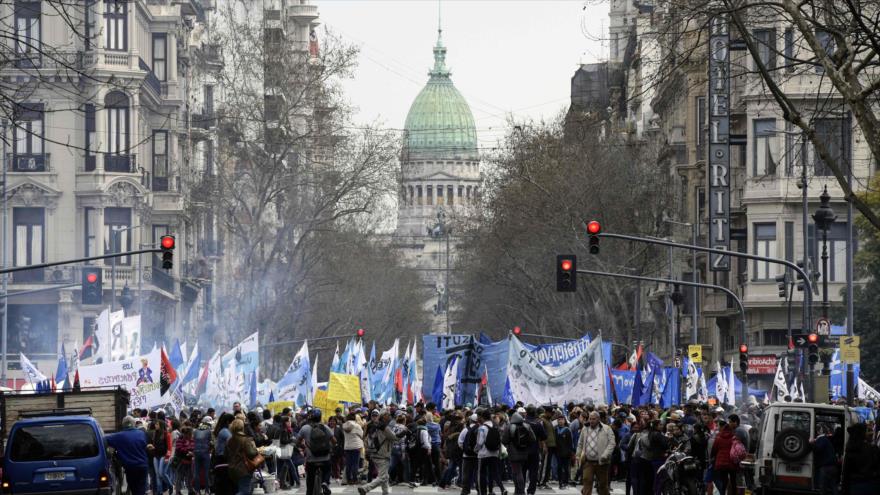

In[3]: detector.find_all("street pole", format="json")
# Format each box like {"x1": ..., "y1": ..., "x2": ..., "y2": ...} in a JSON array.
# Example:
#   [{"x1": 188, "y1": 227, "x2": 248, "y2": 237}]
[
  {"x1": 1, "y1": 120, "x2": 7, "y2": 384},
  {"x1": 445, "y1": 227, "x2": 450, "y2": 335},
  {"x1": 846, "y1": 140, "x2": 855, "y2": 404},
  {"x1": 801, "y1": 155, "x2": 809, "y2": 333},
  {"x1": 692, "y1": 222, "x2": 698, "y2": 345},
  {"x1": 821, "y1": 228, "x2": 829, "y2": 319}
]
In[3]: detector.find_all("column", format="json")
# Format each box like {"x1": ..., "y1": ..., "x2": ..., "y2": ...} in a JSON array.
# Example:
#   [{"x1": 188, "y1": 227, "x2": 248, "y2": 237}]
[
  {"x1": 95, "y1": 207, "x2": 106, "y2": 265},
  {"x1": 94, "y1": 89, "x2": 107, "y2": 172}
]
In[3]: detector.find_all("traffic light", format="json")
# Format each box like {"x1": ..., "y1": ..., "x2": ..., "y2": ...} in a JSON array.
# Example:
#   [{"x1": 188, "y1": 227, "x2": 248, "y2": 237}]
[
  {"x1": 807, "y1": 333, "x2": 819, "y2": 365},
  {"x1": 776, "y1": 272, "x2": 788, "y2": 298},
  {"x1": 160, "y1": 235, "x2": 175, "y2": 270},
  {"x1": 587, "y1": 221, "x2": 601, "y2": 254},
  {"x1": 82, "y1": 267, "x2": 103, "y2": 305},
  {"x1": 512, "y1": 326, "x2": 522, "y2": 336},
  {"x1": 739, "y1": 344, "x2": 749, "y2": 374},
  {"x1": 356, "y1": 328, "x2": 365, "y2": 339},
  {"x1": 556, "y1": 255, "x2": 577, "y2": 292}
]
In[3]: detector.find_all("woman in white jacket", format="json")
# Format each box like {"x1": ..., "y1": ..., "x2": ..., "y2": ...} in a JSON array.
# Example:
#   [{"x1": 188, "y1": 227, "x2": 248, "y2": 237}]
[{"x1": 342, "y1": 413, "x2": 365, "y2": 485}]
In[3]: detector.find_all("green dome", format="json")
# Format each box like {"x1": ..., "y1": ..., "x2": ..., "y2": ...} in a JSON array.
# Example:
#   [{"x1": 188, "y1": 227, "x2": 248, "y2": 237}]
[{"x1": 403, "y1": 33, "x2": 478, "y2": 161}]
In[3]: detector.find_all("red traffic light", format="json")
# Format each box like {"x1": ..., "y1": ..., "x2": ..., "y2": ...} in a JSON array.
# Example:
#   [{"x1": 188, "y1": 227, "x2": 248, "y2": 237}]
[
  {"x1": 807, "y1": 333, "x2": 818, "y2": 343},
  {"x1": 560, "y1": 259, "x2": 573, "y2": 271},
  {"x1": 739, "y1": 344, "x2": 748, "y2": 354},
  {"x1": 86, "y1": 273, "x2": 98, "y2": 284},
  {"x1": 160, "y1": 235, "x2": 175, "y2": 250},
  {"x1": 513, "y1": 326, "x2": 521, "y2": 335},
  {"x1": 587, "y1": 221, "x2": 601, "y2": 235},
  {"x1": 356, "y1": 328, "x2": 365, "y2": 338}
]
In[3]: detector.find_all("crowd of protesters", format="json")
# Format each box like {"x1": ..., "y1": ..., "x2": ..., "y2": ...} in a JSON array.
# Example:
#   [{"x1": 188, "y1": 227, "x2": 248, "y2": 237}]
[{"x1": 103, "y1": 398, "x2": 880, "y2": 495}]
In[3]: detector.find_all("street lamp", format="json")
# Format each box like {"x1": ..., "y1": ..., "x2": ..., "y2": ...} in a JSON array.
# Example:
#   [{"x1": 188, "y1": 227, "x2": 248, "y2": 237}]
[
  {"x1": 812, "y1": 186, "x2": 837, "y2": 319},
  {"x1": 119, "y1": 283, "x2": 134, "y2": 315}
]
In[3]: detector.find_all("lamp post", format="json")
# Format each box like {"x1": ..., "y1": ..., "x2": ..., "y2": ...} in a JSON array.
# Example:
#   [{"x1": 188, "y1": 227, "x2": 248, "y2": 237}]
[{"x1": 812, "y1": 186, "x2": 837, "y2": 319}]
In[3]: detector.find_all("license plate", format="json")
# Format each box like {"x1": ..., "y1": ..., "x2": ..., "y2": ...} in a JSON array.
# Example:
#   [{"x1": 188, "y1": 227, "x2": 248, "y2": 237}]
[
  {"x1": 785, "y1": 464, "x2": 802, "y2": 473},
  {"x1": 45, "y1": 472, "x2": 65, "y2": 481}
]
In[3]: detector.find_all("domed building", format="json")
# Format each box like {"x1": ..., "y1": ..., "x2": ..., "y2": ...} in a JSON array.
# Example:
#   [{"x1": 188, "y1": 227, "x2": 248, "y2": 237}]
[{"x1": 395, "y1": 28, "x2": 481, "y2": 333}]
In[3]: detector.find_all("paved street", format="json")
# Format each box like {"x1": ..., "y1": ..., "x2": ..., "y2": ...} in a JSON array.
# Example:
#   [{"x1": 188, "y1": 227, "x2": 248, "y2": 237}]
[{"x1": 256, "y1": 481, "x2": 628, "y2": 495}]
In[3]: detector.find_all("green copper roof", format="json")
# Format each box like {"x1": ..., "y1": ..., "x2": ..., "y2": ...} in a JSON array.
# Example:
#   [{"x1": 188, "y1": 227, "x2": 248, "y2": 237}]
[{"x1": 403, "y1": 30, "x2": 478, "y2": 160}]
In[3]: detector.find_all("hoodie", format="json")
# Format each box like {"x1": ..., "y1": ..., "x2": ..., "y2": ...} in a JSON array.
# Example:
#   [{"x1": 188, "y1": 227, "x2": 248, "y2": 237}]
[{"x1": 501, "y1": 413, "x2": 533, "y2": 462}]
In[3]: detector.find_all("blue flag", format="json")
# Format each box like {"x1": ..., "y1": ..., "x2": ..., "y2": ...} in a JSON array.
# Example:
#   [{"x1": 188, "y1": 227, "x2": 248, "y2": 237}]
[
  {"x1": 502, "y1": 376, "x2": 515, "y2": 407},
  {"x1": 55, "y1": 344, "x2": 68, "y2": 384},
  {"x1": 431, "y1": 365, "x2": 444, "y2": 408},
  {"x1": 268, "y1": 390, "x2": 275, "y2": 403},
  {"x1": 63, "y1": 373, "x2": 71, "y2": 392},
  {"x1": 168, "y1": 339, "x2": 184, "y2": 371},
  {"x1": 179, "y1": 344, "x2": 201, "y2": 387},
  {"x1": 631, "y1": 368, "x2": 643, "y2": 406},
  {"x1": 248, "y1": 371, "x2": 257, "y2": 409}
]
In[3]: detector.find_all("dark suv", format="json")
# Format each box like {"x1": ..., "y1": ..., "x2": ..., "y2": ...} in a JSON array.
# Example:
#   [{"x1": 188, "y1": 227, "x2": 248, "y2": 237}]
[{"x1": 2, "y1": 415, "x2": 113, "y2": 495}]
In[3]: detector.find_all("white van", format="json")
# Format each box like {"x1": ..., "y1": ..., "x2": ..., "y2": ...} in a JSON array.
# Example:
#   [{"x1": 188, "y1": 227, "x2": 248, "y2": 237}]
[{"x1": 743, "y1": 402, "x2": 861, "y2": 495}]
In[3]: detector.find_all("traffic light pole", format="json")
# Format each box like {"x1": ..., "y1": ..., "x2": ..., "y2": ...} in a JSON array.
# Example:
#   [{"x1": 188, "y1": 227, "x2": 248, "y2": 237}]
[
  {"x1": 0, "y1": 248, "x2": 162, "y2": 275},
  {"x1": 0, "y1": 283, "x2": 79, "y2": 300},
  {"x1": 259, "y1": 334, "x2": 362, "y2": 349},
  {"x1": 578, "y1": 268, "x2": 749, "y2": 405},
  {"x1": 597, "y1": 232, "x2": 815, "y2": 334}
]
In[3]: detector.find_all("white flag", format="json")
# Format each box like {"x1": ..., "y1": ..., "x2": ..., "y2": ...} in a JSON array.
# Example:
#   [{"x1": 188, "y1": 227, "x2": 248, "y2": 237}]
[
  {"x1": 698, "y1": 366, "x2": 709, "y2": 402},
  {"x1": 727, "y1": 363, "x2": 736, "y2": 406},
  {"x1": 311, "y1": 355, "x2": 318, "y2": 401},
  {"x1": 686, "y1": 359, "x2": 699, "y2": 399},
  {"x1": 715, "y1": 361, "x2": 727, "y2": 403},
  {"x1": 789, "y1": 377, "x2": 800, "y2": 401},
  {"x1": 20, "y1": 353, "x2": 46, "y2": 385},
  {"x1": 773, "y1": 358, "x2": 788, "y2": 402},
  {"x1": 442, "y1": 356, "x2": 458, "y2": 411}
]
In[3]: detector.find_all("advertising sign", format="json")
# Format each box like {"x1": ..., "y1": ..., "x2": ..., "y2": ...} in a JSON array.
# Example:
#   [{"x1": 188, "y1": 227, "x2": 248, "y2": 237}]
[{"x1": 747, "y1": 355, "x2": 777, "y2": 375}]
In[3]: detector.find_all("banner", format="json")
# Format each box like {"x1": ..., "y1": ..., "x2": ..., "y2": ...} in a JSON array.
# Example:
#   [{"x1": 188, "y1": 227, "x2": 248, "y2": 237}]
[
  {"x1": 109, "y1": 315, "x2": 141, "y2": 362},
  {"x1": 204, "y1": 350, "x2": 224, "y2": 405},
  {"x1": 373, "y1": 339, "x2": 398, "y2": 403},
  {"x1": 521, "y1": 334, "x2": 591, "y2": 367},
  {"x1": 506, "y1": 335, "x2": 606, "y2": 405},
  {"x1": 276, "y1": 341, "x2": 312, "y2": 405},
  {"x1": 327, "y1": 372, "x2": 361, "y2": 404},
  {"x1": 266, "y1": 400, "x2": 295, "y2": 416},
  {"x1": 830, "y1": 349, "x2": 860, "y2": 400},
  {"x1": 442, "y1": 355, "x2": 459, "y2": 410},
  {"x1": 78, "y1": 348, "x2": 163, "y2": 410},
  {"x1": 421, "y1": 334, "x2": 474, "y2": 401},
  {"x1": 95, "y1": 309, "x2": 125, "y2": 364},
  {"x1": 313, "y1": 389, "x2": 341, "y2": 416},
  {"x1": 222, "y1": 332, "x2": 259, "y2": 382},
  {"x1": 474, "y1": 335, "x2": 510, "y2": 405},
  {"x1": 611, "y1": 370, "x2": 636, "y2": 404}
]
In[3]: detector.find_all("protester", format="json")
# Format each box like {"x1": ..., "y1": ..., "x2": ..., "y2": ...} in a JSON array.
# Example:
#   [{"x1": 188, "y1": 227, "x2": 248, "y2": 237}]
[
  {"x1": 475, "y1": 409, "x2": 504, "y2": 495},
  {"x1": 576, "y1": 411, "x2": 616, "y2": 495},
  {"x1": 343, "y1": 412, "x2": 365, "y2": 485},
  {"x1": 106, "y1": 416, "x2": 150, "y2": 495},
  {"x1": 842, "y1": 423, "x2": 880, "y2": 495},
  {"x1": 502, "y1": 412, "x2": 535, "y2": 495},
  {"x1": 298, "y1": 409, "x2": 335, "y2": 495},
  {"x1": 172, "y1": 424, "x2": 195, "y2": 495},
  {"x1": 359, "y1": 410, "x2": 399, "y2": 495}
]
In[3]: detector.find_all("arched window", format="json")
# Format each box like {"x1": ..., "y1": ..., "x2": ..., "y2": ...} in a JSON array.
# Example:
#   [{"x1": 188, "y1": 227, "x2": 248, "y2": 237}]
[{"x1": 105, "y1": 91, "x2": 130, "y2": 172}]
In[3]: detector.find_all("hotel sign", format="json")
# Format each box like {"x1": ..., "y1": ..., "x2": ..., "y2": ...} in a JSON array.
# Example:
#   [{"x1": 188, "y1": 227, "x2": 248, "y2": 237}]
[{"x1": 708, "y1": 14, "x2": 730, "y2": 271}]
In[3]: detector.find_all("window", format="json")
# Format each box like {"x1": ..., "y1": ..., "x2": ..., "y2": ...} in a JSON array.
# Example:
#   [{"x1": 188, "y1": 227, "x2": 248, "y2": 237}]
[
  {"x1": 152, "y1": 131, "x2": 168, "y2": 191},
  {"x1": 152, "y1": 34, "x2": 166, "y2": 82},
  {"x1": 753, "y1": 223, "x2": 777, "y2": 280},
  {"x1": 437, "y1": 184, "x2": 443, "y2": 205},
  {"x1": 753, "y1": 29, "x2": 776, "y2": 69},
  {"x1": 10, "y1": 424, "x2": 99, "y2": 461},
  {"x1": 764, "y1": 329, "x2": 788, "y2": 346},
  {"x1": 84, "y1": 207, "x2": 99, "y2": 258},
  {"x1": 753, "y1": 119, "x2": 778, "y2": 176},
  {"x1": 104, "y1": 0, "x2": 127, "y2": 51},
  {"x1": 815, "y1": 30, "x2": 835, "y2": 73},
  {"x1": 427, "y1": 186, "x2": 433, "y2": 205},
  {"x1": 104, "y1": 207, "x2": 131, "y2": 265},
  {"x1": 85, "y1": 104, "x2": 96, "y2": 171},
  {"x1": 447, "y1": 186, "x2": 454, "y2": 206},
  {"x1": 805, "y1": 117, "x2": 850, "y2": 177},
  {"x1": 783, "y1": 28, "x2": 794, "y2": 71},
  {"x1": 12, "y1": 102, "x2": 44, "y2": 171},
  {"x1": 105, "y1": 91, "x2": 130, "y2": 172},
  {"x1": 13, "y1": 207, "x2": 44, "y2": 283},
  {"x1": 815, "y1": 222, "x2": 853, "y2": 283},
  {"x1": 696, "y1": 96, "x2": 706, "y2": 159},
  {"x1": 417, "y1": 186, "x2": 422, "y2": 205},
  {"x1": 14, "y1": 1, "x2": 41, "y2": 67}
]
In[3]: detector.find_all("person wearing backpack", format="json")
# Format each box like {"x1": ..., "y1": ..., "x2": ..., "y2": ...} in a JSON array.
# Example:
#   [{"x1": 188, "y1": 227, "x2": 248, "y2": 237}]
[
  {"x1": 709, "y1": 420, "x2": 739, "y2": 495},
  {"x1": 358, "y1": 411, "x2": 399, "y2": 495},
  {"x1": 440, "y1": 421, "x2": 464, "y2": 489},
  {"x1": 458, "y1": 414, "x2": 481, "y2": 495},
  {"x1": 502, "y1": 413, "x2": 535, "y2": 495},
  {"x1": 192, "y1": 416, "x2": 214, "y2": 495},
  {"x1": 475, "y1": 409, "x2": 506, "y2": 495},
  {"x1": 297, "y1": 409, "x2": 336, "y2": 495}
]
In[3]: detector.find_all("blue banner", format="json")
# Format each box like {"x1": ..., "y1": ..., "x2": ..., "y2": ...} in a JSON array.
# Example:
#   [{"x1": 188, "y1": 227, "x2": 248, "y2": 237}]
[
  {"x1": 830, "y1": 349, "x2": 860, "y2": 400},
  {"x1": 657, "y1": 368, "x2": 680, "y2": 408},
  {"x1": 473, "y1": 335, "x2": 510, "y2": 405},
  {"x1": 611, "y1": 370, "x2": 636, "y2": 404},
  {"x1": 521, "y1": 334, "x2": 591, "y2": 367},
  {"x1": 422, "y1": 334, "x2": 474, "y2": 401}
]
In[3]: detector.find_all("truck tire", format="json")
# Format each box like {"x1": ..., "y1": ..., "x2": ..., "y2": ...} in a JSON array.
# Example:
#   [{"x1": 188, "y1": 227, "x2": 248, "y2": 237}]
[{"x1": 773, "y1": 428, "x2": 809, "y2": 461}]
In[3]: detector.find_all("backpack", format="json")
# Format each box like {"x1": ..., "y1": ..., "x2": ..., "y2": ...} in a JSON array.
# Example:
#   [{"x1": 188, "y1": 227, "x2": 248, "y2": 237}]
[
  {"x1": 463, "y1": 425, "x2": 480, "y2": 456},
  {"x1": 484, "y1": 425, "x2": 501, "y2": 451},
  {"x1": 513, "y1": 424, "x2": 533, "y2": 450},
  {"x1": 446, "y1": 431, "x2": 463, "y2": 460},
  {"x1": 730, "y1": 437, "x2": 747, "y2": 466},
  {"x1": 309, "y1": 425, "x2": 332, "y2": 457}
]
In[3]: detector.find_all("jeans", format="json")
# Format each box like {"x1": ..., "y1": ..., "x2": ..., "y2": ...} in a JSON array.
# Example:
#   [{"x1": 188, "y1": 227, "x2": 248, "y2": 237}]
[
  {"x1": 235, "y1": 475, "x2": 253, "y2": 495},
  {"x1": 278, "y1": 458, "x2": 298, "y2": 487},
  {"x1": 713, "y1": 468, "x2": 737, "y2": 495},
  {"x1": 344, "y1": 449, "x2": 361, "y2": 483},
  {"x1": 431, "y1": 444, "x2": 442, "y2": 482},
  {"x1": 125, "y1": 466, "x2": 148, "y2": 495},
  {"x1": 153, "y1": 457, "x2": 172, "y2": 494},
  {"x1": 556, "y1": 454, "x2": 570, "y2": 487},
  {"x1": 193, "y1": 453, "x2": 211, "y2": 492},
  {"x1": 173, "y1": 462, "x2": 192, "y2": 494},
  {"x1": 440, "y1": 458, "x2": 461, "y2": 488},
  {"x1": 541, "y1": 447, "x2": 556, "y2": 484},
  {"x1": 362, "y1": 457, "x2": 391, "y2": 494}
]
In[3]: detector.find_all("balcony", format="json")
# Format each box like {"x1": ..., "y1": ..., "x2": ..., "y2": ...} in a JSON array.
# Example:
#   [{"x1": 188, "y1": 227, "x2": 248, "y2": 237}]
[
  {"x1": 191, "y1": 112, "x2": 215, "y2": 130},
  {"x1": 150, "y1": 266, "x2": 176, "y2": 294},
  {"x1": 138, "y1": 57, "x2": 162, "y2": 96},
  {"x1": 287, "y1": 3, "x2": 319, "y2": 23},
  {"x1": 10, "y1": 265, "x2": 76, "y2": 285},
  {"x1": 104, "y1": 153, "x2": 137, "y2": 173},
  {"x1": 8, "y1": 153, "x2": 50, "y2": 172},
  {"x1": 200, "y1": 43, "x2": 223, "y2": 71},
  {"x1": 82, "y1": 51, "x2": 138, "y2": 70}
]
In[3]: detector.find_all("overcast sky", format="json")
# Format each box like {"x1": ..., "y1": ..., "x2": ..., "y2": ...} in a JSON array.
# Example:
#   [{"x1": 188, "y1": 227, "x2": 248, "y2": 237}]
[{"x1": 317, "y1": 0, "x2": 609, "y2": 149}]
